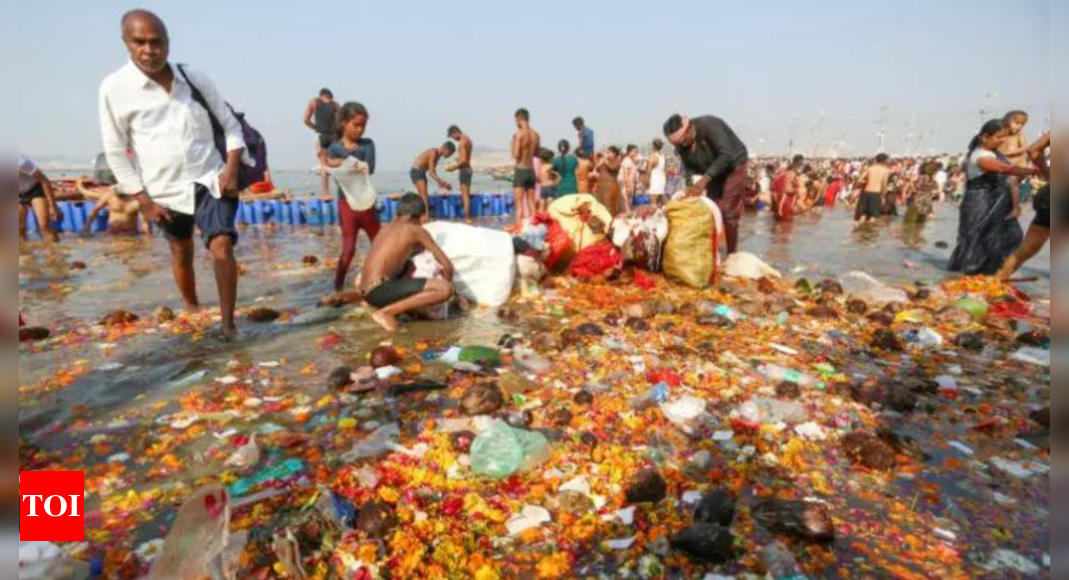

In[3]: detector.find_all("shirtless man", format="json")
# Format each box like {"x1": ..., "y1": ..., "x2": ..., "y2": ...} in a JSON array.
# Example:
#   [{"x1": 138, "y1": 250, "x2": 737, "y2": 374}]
[
  {"x1": 320, "y1": 194, "x2": 454, "y2": 332},
  {"x1": 856, "y1": 153, "x2": 891, "y2": 224},
  {"x1": 771, "y1": 155, "x2": 803, "y2": 221},
  {"x1": 305, "y1": 89, "x2": 340, "y2": 198},
  {"x1": 448, "y1": 126, "x2": 475, "y2": 223},
  {"x1": 411, "y1": 142, "x2": 455, "y2": 213},
  {"x1": 80, "y1": 182, "x2": 151, "y2": 237},
  {"x1": 511, "y1": 108, "x2": 540, "y2": 227}
]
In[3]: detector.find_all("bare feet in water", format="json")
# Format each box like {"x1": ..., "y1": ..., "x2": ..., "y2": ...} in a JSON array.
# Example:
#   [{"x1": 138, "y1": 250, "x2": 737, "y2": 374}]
[
  {"x1": 219, "y1": 325, "x2": 238, "y2": 342},
  {"x1": 371, "y1": 311, "x2": 399, "y2": 333}
]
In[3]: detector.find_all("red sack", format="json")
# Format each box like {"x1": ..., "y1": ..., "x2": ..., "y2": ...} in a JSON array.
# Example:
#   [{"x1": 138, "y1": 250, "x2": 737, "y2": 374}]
[
  {"x1": 569, "y1": 241, "x2": 622, "y2": 281},
  {"x1": 541, "y1": 217, "x2": 576, "y2": 272}
]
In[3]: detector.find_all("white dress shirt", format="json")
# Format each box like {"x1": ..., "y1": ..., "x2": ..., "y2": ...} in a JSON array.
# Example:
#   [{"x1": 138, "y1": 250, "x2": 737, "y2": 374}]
[{"x1": 98, "y1": 61, "x2": 246, "y2": 215}]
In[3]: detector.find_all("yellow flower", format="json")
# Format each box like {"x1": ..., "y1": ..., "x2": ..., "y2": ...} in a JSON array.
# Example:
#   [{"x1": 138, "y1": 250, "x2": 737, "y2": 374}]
[
  {"x1": 537, "y1": 552, "x2": 570, "y2": 579},
  {"x1": 474, "y1": 565, "x2": 501, "y2": 580},
  {"x1": 378, "y1": 487, "x2": 401, "y2": 504}
]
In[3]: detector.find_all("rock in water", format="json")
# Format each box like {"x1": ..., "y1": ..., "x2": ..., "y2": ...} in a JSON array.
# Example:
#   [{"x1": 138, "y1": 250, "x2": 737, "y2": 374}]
[
  {"x1": 327, "y1": 367, "x2": 354, "y2": 390},
  {"x1": 625, "y1": 317, "x2": 650, "y2": 332},
  {"x1": 866, "y1": 311, "x2": 894, "y2": 326},
  {"x1": 870, "y1": 328, "x2": 903, "y2": 352},
  {"x1": 669, "y1": 524, "x2": 735, "y2": 564},
  {"x1": 776, "y1": 381, "x2": 802, "y2": 400},
  {"x1": 625, "y1": 468, "x2": 667, "y2": 504},
  {"x1": 841, "y1": 432, "x2": 896, "y2": 471},
  {"x1": 1017, "y1": 330, "x2": 1049, "y2": 347},
  {"x1": 545, "y1": 407, "x2": 574, "y2": 427},
  {"x1": 369, "y1": 346, "x2": 401, "y2": 369},
  {"x1": 752, "y1": 499, "x2": 836, "y2": 543},
  {"x1": 302, "y1": 255, "x2": 319, "y2": 266},
  {"x1": 882, "y1": 385, "x2": 918, "y2": 413},
  {"x1": 573, "y1": 390, "x2": 594, "y2": 405},
  {"x1": 806, "y1": 305, "x2": 838, "y2": 319},
  {"x1": 355, "y1": 501, "x2": 397, "y2": 539},
  {"x1": 246, "y1": 307, "x2": 281, "y2": 323},
  {"x1": 19, "y1": 327, "x2": 50, "y2": 343},
  {"x1": 954, "y1": 332, "x2": 985, "y2": 351},
  {"x1": 935, "y1": 241, "x2": 949, "y2": 249},
  {"x1": 155, "y1": 306, "x2": 176, "y2": 324},
  {"x1": 100, "y1": 310, "x2": 138, "y2": 327},
  {"x1": 461, "y1": 384, "x2": 504, "y2": 416},
  {"x1": 847, "y1": 299, "x2": 868, "y2": 315},
  {"x1": 577, "y1": 323, "x2": 605, "y2": 337},
  {"x1": 816, "y1": 279, "x2": 844, "y2": 295},
  {"x1": 70, "y1": 261, "x2": 87, "y2": 271},
  {"x1": 693, "y1": 490, "x2": 736, "y2": 526}
]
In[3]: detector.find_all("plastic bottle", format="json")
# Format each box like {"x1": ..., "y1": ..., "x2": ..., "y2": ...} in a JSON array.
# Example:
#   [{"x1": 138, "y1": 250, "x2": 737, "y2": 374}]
[
  {"x1": 757, "y1": 542, "x2": 808, "y2": 579},
  {"x1": 631, "y1": 382, "x2": 671, "y2": 410},
  {"x1": 755, "y1": 363, "x2": 820, "y2": 388}
]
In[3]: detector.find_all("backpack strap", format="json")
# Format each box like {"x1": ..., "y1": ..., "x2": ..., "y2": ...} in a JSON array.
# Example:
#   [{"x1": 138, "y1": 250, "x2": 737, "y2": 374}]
[{"x1": 176, "y1": 64, "x2": 227, "y2": 158}]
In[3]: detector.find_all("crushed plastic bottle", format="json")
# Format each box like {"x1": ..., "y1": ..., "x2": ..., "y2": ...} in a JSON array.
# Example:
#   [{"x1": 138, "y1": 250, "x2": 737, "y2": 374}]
[
  {"x1": 757, "y1": 542, "x2": 808, "y2": 579},
  {"x1": 755, "y1": 363, "x2": 821, "y2": 389},
  {"x1": 631, "y1": 382, "x2": 671, "y2": 410},
  {"x1": 471, "y1": 421, "x2": 549, "y2": 479}
]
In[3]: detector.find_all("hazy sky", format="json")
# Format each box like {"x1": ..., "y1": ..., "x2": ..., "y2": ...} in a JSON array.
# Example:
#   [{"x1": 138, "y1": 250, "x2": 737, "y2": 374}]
[{"x1": 17, "y1": 0, "x2": 1050, "y2": 170}]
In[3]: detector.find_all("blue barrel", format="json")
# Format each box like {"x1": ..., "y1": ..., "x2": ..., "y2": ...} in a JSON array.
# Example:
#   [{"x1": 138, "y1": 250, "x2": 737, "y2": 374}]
[
  {"x1": 241, "y1": 202, "x2": 255, "y2": 225},
  {"x1": 290, "y1": 201, "x2": 304, "y2": 226},
  {"x1": 58, "y1": 202, "x2": 75, "y2": 232},
  {"x1": 271, "y1": 200, "x2": 284, "y2": 224},
  {"x1": 389, "y1": 198, "x2": 400, "y2": 220},
  {"x1": 234, "y1": 203, "x2": 245, "y2": 225},
  {"x1": 280, "y1": 201, "x2": 292, "y2": 224},
  {"x1": 254, "y1": 201, "x2": 269, "y2": 225},
  {"x1": 322, "y1": 200, "x2": 336, "y2": 225},
  {"x1": 94, "y1": 209, "x2": 109, "y2": 233},
  {"x1": 70, "y1": 203, "x2": 87, "y2": 232},
  {"x1": 470, "y1": 194, "x2": 482, "y2": 217},
  {"x1": 305, "y1": 199, "x2": 323, "y2": 226}
]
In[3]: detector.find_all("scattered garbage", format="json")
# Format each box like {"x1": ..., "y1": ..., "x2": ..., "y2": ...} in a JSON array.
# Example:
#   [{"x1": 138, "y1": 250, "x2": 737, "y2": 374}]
[
  {"x1": 839, "y1": 271, "x2": 908, "y2": 304},
  {"x1": 470, "y1": 421, "x2": 549, "y2": 479}
]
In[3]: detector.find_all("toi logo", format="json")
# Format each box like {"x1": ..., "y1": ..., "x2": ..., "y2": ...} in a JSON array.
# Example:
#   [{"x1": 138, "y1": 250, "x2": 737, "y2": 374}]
[{"x1": 20, "y1": 471, "x2": 85, "y2": 542}]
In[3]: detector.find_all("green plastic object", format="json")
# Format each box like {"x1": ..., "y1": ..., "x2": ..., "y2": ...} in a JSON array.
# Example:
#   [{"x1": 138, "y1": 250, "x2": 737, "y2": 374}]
[
  {"x1": 470, "y1": 421, "x2": 548, "y2": 479},
  {"x1": 956, "y1": 297, "x2": 989, "y2": 320},
  {"x1": 459, "y1": 346, "x2": 502, "y2": 367}
]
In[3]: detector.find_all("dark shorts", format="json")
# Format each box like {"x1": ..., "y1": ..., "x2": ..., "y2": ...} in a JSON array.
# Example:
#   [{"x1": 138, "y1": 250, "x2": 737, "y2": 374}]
[
  {"x1": 161, "y1": 184, "x2": 240, "y2": 249},
  {"x1": 410, "y1": 168, "x2": 428, "y2": 186},
  {"x1": 19, "y1": 183, "x2": 45, "y2": 206},
  {"x1": 541, "y1": 186, "x2": 558, "y2": 200},
  {"x1": 365, "y1": 278, "x2": 427, "y2": 309},
  {"x1": 317, "y1": 133, "x2": 333, "y2": 150},
  {"x1": 514, "y1": 167, "x2": 536, "y2": 190},
  {"x1": 858, "y1": 192, "x2": 883, "y2": 219},
  {"x1": 458, "y1": 167, "x2": 474, "y2": 187},
  {"x1": 1033, "y1": 185, "x2": 1050, "y2": 229}
]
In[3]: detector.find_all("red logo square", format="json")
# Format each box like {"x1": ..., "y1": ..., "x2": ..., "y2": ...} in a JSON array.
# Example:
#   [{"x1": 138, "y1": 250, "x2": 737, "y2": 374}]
[{"x1": 20, "y1": 471, "x2": 85, "y2": 542}]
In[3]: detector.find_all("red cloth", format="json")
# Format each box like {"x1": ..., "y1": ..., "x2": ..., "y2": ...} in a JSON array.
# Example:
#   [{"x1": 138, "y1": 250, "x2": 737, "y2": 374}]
[
  {"x1": 249, "y1": 181, "x2": 275, "y2": 194},
  {"x1": 771, "y1": 173, "x2": 794, "y2": 222},
  {"x1": 569, "y1": 241, "x2": 622, "y2": 280},
  {"x1": 825, "y1": 181, "x2": 843, "y2": 207},
  {"x1": 334, "y1": 197, "x2": 381, "y2": 291},
  {"x1": 633, "y1": 269, "x2": 656, "y2": 290},
  {"x1": 542, "y1": 217, "x2": 576, "y2": 272}
]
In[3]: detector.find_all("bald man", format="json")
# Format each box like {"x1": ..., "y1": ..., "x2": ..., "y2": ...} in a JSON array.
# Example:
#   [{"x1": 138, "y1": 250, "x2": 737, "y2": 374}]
[{"x1": 99, "y1": 10, "x2": 247, "y2": 339}]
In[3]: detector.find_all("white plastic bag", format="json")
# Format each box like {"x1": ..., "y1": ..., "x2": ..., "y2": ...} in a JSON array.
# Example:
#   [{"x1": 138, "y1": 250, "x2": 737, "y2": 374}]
[
  {"x1": 326, "y1": 158, "x2": 377, "y2": 211},
  {"x1": 423, "y1": 222, "x2": 516, "y2": 306},
  {"x1": 839, "y1": 271, "x2": 908, "y2": 304},
  {"x1": 147, "y1": 485, "x2": 231, "y2": 580},
  {"x1": 722, "y1": 252, "x2": 782, "y2": 280}
]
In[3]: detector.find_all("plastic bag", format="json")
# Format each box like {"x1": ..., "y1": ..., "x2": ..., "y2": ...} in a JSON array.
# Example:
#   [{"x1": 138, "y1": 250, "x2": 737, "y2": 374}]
[
  {"x1": 663, "y1": 198, "x2": 719, "y2": 289},
  {"x1": 839, "y1": 271, "x2": 908, "y2": 304},
  {"x1": 345, "y1": 423, "x2": 402, "y2": 461},
  {"x1": 470, "y1": 421, "x2": 549, "y2": 479},
  {"x1": 326, "y1": 157, "x2": 377, "y2": 211},
  {"x1": 722, "y1": 252, "x2": 781, "y2": 280},
  {"x1": 569, "y1": 241, "x2": 623, "y2": 280},
  {"x1": 423, "y1": 222, "x2": 516, "y2": 306},
  {"x1": 18, "y1": 542, "x2": 90, "y2": 580},
  {"x1": 147, "y1": 485, "x2": 231, "y2": 580},
  {"x1": 410, "y1": 251, "x2": 450, "y2": 320},
  {"x1": 542, "y1": 217, "x2": 577, "y2": 272}
]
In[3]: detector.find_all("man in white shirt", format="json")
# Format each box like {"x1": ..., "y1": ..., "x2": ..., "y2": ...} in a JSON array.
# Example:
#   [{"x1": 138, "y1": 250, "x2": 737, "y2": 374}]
[{"x1": 99, "y1": 10, "x2": 246, "y2": 339}]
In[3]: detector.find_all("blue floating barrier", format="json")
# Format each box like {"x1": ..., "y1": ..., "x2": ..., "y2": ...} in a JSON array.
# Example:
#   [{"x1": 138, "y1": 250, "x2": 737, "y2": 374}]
[
  {"x1": 322, "y1": 199, "x2": 336, "y2": 225},
  {"x1": 471, "y1": 194, "x2": 483, "y2": 218},
  {"x1": 389, "y1": 198, "x2": 400, "y2": 220},
  {"x1": 305, "y1": 199, "x2": 323, "y2": 226},
  {"x1": 271, "y1": 200, "x2": 284, "y2": 224},
  {"x1": 59, "y1": 202, "x2": 75, "y2": 233},
  {"x1": 234, "y1": 203, "x2": 245, "y2": 225},
  {"x1": 377, "y1": 200, "x2": 389, "y2": 223},
  {"x1": 253, "y1": 201, "x2": 267, "y2": 225},
  {"x1": 290, "y1": 201, "x2": 304, "y2": 226},
  {"x1": 94, "y1": 209, "x2": 109, "y2": 233},
  {"x1": 280, "y1": 201, "x2": 292, "y2": 224},
  {"x1": 71, "y1": 203, "x2": 87, "y2": 232}
]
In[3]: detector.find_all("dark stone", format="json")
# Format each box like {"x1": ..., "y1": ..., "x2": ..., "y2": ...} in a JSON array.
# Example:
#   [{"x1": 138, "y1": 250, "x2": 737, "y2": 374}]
[
  {"x1": 369, "y1": 346, "x2": 401, "y2": 369},
  {"x1": 849, "y1": 378, "x2": 882, "y2": 407},
  {"x1": 870, "y1": 328, "x2": 903, "y2": 352},
  {"x1": 355, "y1": 501, "x2": 397, "y2": 538},
  {"x1": 496, "y1": 306, "x2": 519, "y2": 323},
  {"x1": 388, "y1": 381, "x2": 447, "y2": 397},
  {"x1": 806, "y1": 305, "x2": 838, "y2": 319},
  {"x1": 19, "y1": 327, "x2": 50, "y2": 343},
  {"x1": 847, "y1": 299, "x2": 868, "y2": 315},
  {"x1": 450, "y1": 431, "x2": 476, "y2": 453},
  {"x1": 841, "y1": 432, "x2": 896, "y2": 471},
  {"x1": 625, "y1": 468, "x2": 667, "y2": 504},
  {"x1": 882, "y1": 302, "x2": 903, "y2": 315},
  {"x1": 954, "y1": 332, "x2": 985, "y2": 351},
  {"x1": 757, "y1": 277, "x2": 778, "y2": 294},
  {"x1": 579, "y1": 432, "x2": 599, "y2": 448},
  {"x1": 669, "y1": 524, "x2": 735, "y2": 564},
  {"x1": 327, "y1": 366, "x2": 354, "y2": 390},
  {"x1": 1032, "y1": 407, "x2": 1050, "y2": 429},
  {"x1": 558, "y1": 328, "x2": 582, "y2": 348},
  {"x1": 866, "y1": 311, "x2": 894, "y2": 326},
  {"x1": 816, "y1": 279, "x2": 844, "y2": 296},
  {"x1": 693, "y1": 490, "x2": 736, "y2": 527},
  {"x1": 876, "y1": 428, "x2": 928, "y2": 461},
  {"x1": 625, "y1": 317, "x2": 650, "y2": 332},
  {"x1": 677, "y1": 303, "x2": 697, "y2": 317},
  {"x1": 154, "y1": 306, "x2": 176, "y2": 324},
  {"x1": 651, "y1": 301, "x2": 677, "y2": 315},
  {"x1": 752, "y1": 499, "x2": 836, "y2": 543},
  {"x1": 573, "y1": 390, "x2": 594, "y2": 405},
  {"x1": 603, "y1": 312, "x2": 624, "y2": 327},
  {"x1": 577, "y1": 323, "x2": 605, "y2": 337},
  {"x1": 883, "y1": 385, "x2": 918, "y2": 413},
  {"x1": 935, "y1": 241, "x2": 949, "y2": 249},
  {"x1": 776, "y1": 381, "x2": 802, "y2": 400},
  {"x1": 70, "y1": 261, "x2": 87, "y2": 271},
  {"x1": 461, "y1": 384, "x2": 504, "y2": 416},
  {"x1": 1017, "y1": 330, "x2": 1050, "y2": 347},
  {"x1": 246, "y1": 307, "x2": 281, "y2": 323},
  {"x1": 302, "y1": 255, "x2": 319, "y2": 266},
  {"x1": 100, "y1": 310, "x2": 139, "y2": 326},
  {"x1": 545, "y1": 407, "x2": 574, "y2": 428},
  {"x1": 912, "y1": 288, "x2": 932, "y2": 301}
]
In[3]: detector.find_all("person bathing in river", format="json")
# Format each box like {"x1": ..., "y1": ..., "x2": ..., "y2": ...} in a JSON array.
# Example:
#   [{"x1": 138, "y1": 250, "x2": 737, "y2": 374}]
[
  {"x1": 82, "y1": 186, "x2": 152, "y2": 237},
  {"x1": 321, "y1": 194, "x2": 454, "y2": 332},
  {"x1": 411, "y1": 142, "x2": 455, "y2": 214}
]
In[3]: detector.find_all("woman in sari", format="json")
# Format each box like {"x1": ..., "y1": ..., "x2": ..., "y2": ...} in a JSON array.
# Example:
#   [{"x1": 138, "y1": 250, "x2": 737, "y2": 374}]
[{"x1": 948, "y1": 119, "x2": 1036, "y2": 275}]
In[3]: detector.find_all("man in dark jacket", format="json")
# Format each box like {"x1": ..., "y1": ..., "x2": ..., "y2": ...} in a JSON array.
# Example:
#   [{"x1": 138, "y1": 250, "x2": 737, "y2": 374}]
[{"x1": 664, "y1": 114, "x2": 749, "y2": 254}]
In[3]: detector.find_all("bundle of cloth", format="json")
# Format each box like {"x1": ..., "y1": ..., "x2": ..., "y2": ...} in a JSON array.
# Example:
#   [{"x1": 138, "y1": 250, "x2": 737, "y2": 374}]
[{"x1": 610, "y1": 206, "x2": 669, "y2": 272}]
